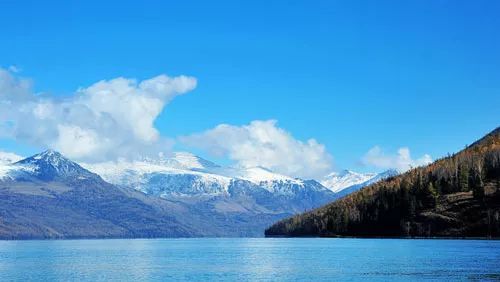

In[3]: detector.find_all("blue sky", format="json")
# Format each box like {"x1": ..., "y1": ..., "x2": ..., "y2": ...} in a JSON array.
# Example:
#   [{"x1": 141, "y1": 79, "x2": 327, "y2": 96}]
[{"x1": 0, "y1": 1, "x2": 499, "y2": 175}]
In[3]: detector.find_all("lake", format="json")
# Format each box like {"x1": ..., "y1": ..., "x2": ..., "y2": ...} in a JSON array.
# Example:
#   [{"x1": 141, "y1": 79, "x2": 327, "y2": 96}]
[{"x1": 0, "y1": 238, "x2": 499, "y2": 281}]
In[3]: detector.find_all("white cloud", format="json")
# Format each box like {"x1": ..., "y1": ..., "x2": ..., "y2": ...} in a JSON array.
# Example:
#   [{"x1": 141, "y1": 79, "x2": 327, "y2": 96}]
[
  {"x1": 54, "y1": 124, "x2": 101, "y2": 159},
  {"x1": 0, "y1": 151, "x2": 23, "y2": 164},
  {"x1": 78, "y1": 75, "x2": 196, "y2": 143},
  {"x1": 362, "y1": 146, "x2": 432, "y2": 172},
  {"x1": 180, "y1": 120, "x2": 333, "y2": 179},
  {"x1": 0, "y1": 68, "x2": 197, "y2": 162}
]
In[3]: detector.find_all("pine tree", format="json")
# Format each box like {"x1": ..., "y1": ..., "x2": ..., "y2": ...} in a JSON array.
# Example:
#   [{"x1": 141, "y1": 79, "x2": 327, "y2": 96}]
[
  {"x1": 458, "y1": 165, "x2": 469, "y2": 192},
  {"x1": 425, "y1": 182, "x2": 438, "y2": 207},
  {"x1": 470, "y1": 167, "x2": 485, "y2": 200}
]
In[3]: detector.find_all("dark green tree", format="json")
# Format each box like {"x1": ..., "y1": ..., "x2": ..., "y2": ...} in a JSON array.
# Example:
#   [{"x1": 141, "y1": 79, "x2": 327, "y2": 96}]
[
  {"x1": 470, "y1": 167, "x2": 485, "y2": 200},
  {"x1": 457, "y1": 165, "x2": 469, "y2": 192},
  {"x1": 424, "y1": 182, "x2": 438, "y2": 207}
]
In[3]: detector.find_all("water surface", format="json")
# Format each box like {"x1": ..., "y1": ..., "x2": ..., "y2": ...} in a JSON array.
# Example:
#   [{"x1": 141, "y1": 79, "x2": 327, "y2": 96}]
[{"x1": 1, "y1": 238, "x2": 499, "y2": 281}]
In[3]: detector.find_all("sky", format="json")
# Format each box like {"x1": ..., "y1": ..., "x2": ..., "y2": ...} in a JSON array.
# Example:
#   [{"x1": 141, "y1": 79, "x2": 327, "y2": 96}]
[{"x1": 0, "y1": 0, "x2": 499, "y2": 178}]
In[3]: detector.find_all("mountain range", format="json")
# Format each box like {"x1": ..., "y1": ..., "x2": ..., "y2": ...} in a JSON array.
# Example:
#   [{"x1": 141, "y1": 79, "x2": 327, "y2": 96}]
[
  {"x1": 0, "y1": 150, "x2": 201, "y2": 238},
  {"x1": 0, "y1": 150, "x2": 397, "y2": 238},
  {"x1": 82, "y1": 152, "x2": 391, "y2": 198}
]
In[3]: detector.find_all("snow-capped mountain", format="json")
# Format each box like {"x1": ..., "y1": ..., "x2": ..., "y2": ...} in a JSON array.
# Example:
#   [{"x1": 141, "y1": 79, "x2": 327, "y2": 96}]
[
  {"x1": 83, "y1": 152, "x2": 401, "y2": 202},
  {"x1": 363, "y1": 169, "x2": 401, "y2": 186},
  {"x1": 0, "y1": 149, "x2": 402, "y2": 237},
  {"x1": 0, "y1": 150, "x2": 99, "y2": 182},
  {"x1": 321, "y1": 169, "x2": 401, "y2": 194},
  {"x1": 218, "y1": 166, "x2": 317, "y2": 195},
  {"x1": 83, "y1": 152, "x2": 331, "y2": 198},
  {"x1": 3, "y1": 149, "x2": 399, "y2": 201},
  {"x1": 14, "y1": 150, "x2": 99, "y2": 181},
  {"x1": 82, "y1": 151, "x2": 338, "y2": 221},
  {"x1": 322, "y1": 168, "x2": 401, "y2": 199},
  {"x1": 0, "y1": 150, "x2": 209, "y2": 238},
  {"x1": 321, "y1": 170, "x2": 377, "y2": 193},
  {"x1": 82, "y1": 153, "x2": 232, "y2": 196},
  {"x1": 137, "y1": 152, "x2": 222, "y2": 172}
]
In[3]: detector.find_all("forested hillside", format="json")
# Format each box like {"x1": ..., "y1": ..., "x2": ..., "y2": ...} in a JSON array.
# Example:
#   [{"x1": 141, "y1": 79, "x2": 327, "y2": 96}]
[{"x1": 265, "y1": 127, "x2": 500, "y2": 238}]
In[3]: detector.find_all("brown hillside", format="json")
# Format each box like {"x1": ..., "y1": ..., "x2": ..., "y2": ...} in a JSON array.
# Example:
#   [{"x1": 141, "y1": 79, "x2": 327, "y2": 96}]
[{"x1": 265, "y1": 127, "x2": 500, "y2": 237}]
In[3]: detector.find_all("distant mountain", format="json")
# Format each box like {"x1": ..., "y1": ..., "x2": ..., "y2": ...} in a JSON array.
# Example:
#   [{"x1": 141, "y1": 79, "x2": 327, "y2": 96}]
[
  {"x1": 265, "y1": 127, "x2": 500, "y2": 238},
  {"x1": 0, "y1": 151, "x2": 341, "y2": 238},
  {"x1": 83, "y1": 153, "x2": 233, "y2": 197},
  {"x1": 321, "y1": 170, "x2": 377, "y2": 192},
  {"x1": 331, "y1": 169, "x2": 401, "y2": 198},
  {"x1": 84, "y1": 152, "x2": 339, "y2": 223},
  {"x1": 84, "y1": 152, "x2": 334, "y2": 199},
  {"x1": 13, "y1": 150, "x2": 100, "y2": 182},
  {"x1": 321, "y1": 169, "x2": 400, "y2": 196},
  {"x1": 0, "y1": 150, "x2": 212, "y2": 239},
  {"x1": 0, "y1": 148, "x2": 404, "y2": 238}
]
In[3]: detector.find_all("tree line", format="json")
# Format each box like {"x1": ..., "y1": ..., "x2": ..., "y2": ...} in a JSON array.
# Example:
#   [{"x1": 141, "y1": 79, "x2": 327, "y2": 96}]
[{"x1": 266, "y1": 127, "x2": 500, "y2": 237}]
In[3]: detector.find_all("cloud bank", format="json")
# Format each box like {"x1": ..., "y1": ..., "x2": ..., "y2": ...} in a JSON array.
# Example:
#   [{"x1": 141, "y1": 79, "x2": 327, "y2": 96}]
[
  {"x1": 362, "y1": 146, "x2": 432, "y2": 172},
  {"x1": 1, "y1": 67, "x2": 434, "y2": 179},
  {"x1": 180, "y1": 120, "x2": 333, "y2": 179},
  {"x1": 0, "y1": 151, "x2": 23, "y2": 164},
  {"x1": 0, "y1": 68, "x2": 197, "y2": 162}
]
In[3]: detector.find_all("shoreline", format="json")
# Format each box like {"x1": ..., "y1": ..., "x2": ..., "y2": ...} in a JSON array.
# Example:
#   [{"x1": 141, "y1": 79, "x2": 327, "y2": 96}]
[
  {"x1": 2, "y1": 235, "x2": 500, "y2": 241},
  {"x1": 265, "y1": 235, "x2": 500, "y2": 240}
]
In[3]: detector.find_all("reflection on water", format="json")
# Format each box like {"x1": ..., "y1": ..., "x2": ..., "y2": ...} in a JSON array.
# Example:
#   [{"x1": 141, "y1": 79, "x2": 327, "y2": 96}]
[{"x1": 1, "y1": 238, "x2": 499, "y2": 281}]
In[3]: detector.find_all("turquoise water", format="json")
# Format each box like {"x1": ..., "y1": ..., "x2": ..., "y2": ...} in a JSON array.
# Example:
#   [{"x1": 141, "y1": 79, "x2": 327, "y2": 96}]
[{"x1": 0, "y1": 238, "x2": 499, "y2": 281}]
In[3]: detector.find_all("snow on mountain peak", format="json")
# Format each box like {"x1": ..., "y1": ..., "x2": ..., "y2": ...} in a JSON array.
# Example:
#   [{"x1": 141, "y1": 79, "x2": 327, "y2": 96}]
[
  {"x1": 31, "y1": 149, "x2": 64, "y2": 161},
  {"x1": 0, "y1": 148, "x2": 401, "y2": 202},
  {"x1": 136, "y1": 152, "x2": 220, "y2": 171},
  {"x1": 367, "y1": 169, "x2": 401, "y2": 183},
  {"x1": 321, "y1": 170, "x2": 377, "y2": 193},
  {"x1": 1, "y1": 148, "x2": 403, "y2": 199},
  {"x1": 14, "y1": 150, "x2": 96, "y2": 181},
  {"x1": 230, "y1": 166, "x2": 303, "y2": 185},
  {"x1": 378, "y1": 168, "x2": 402, "y2": 177},
  {"x1": 321, "y1": 168, "x2": 402, "y2": 193},
  {"x1": 82, "y1": 154, "x2": 233, "y2": 196},
  {"x1": 82, "y1": 153, "x2": 311, "y2": 196},
  {"x1": 18, "y1": 150, "x2": 73, "y2": 168},
  {"x1": 170, "y1": 152, "x2": 220, "y2": 170}
]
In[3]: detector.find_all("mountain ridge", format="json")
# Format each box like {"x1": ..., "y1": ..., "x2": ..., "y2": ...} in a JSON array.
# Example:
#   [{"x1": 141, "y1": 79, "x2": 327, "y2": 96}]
[
  {"x1": 83, "y1": 152, "x2": 394, "y2": 197},
  {"x1": 0, "y1": 148, "x2": 407, "y2": 238},
  {"x1": 0, "y1": 150, "x2": 335, "y2": 238},
  {"x1": 0, "y1": 151, "x2": 203, "y2": 239},
  {"x1": 265, "y1": 127, "x2": 500, "y2": 238}
]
